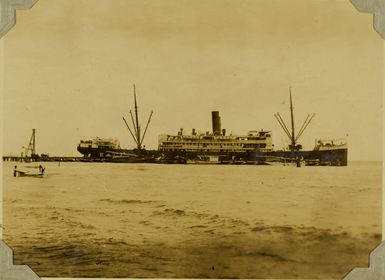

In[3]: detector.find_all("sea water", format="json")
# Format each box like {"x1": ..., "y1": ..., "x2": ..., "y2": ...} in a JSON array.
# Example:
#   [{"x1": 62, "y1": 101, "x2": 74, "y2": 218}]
[{"x1": 2, "y1": 161, "x2": 382, "y2": 278}]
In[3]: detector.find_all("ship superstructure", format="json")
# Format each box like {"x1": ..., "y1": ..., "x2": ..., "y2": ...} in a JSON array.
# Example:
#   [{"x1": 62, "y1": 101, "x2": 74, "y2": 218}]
[
  {"x1": 77, "y1": 137, "x2": 124, "y2": 158},
  {"x1": 158, "y1": 129, "x2": 273, "y2": 154},
  {"x1": 157, "y1": 111, "x2": 273, "y2": 163}
]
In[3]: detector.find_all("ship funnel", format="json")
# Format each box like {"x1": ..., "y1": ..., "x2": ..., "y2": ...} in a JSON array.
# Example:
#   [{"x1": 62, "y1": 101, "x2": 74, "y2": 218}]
[{"x1": 211, "y1": 111, "x2": 221, "y2": 135}]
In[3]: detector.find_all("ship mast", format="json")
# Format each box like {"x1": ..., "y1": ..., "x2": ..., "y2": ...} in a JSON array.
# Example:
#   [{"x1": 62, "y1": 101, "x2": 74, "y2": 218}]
[
  {"x1": 274, "y1": 87, "x2": 315, "y2": 154},
  {"x1": 289, "y1": 88, "x2": 295, "y2": 152},
  {"x1": 122, "y1": 84, "x2": 153, "y2": 150},
  {"x1": 133, "y1": 85, "x2": 141, "y2": 148}
]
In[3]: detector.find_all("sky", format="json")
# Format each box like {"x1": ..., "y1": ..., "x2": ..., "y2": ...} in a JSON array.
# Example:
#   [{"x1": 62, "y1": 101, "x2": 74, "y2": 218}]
[{"x1": 1, "y1": 0, "x2": 383, "y2": 160}]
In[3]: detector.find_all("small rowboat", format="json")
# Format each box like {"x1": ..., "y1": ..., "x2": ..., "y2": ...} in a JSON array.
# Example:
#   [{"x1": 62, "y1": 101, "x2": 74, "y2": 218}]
[{"x1": 14, "y1": 170, "x2": 45, "y2": 178}]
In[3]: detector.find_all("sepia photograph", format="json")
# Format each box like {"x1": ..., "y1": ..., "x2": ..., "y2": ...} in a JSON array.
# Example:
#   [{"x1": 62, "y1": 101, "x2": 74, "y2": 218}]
[{"x1": 1, "y1": 0, "x2": 383, "y2": 278}]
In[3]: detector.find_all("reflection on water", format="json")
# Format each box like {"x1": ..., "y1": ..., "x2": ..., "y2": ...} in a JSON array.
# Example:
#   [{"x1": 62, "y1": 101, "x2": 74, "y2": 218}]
[{"x1": 3, "y1": 161, "x2": 382, "y2": 278}]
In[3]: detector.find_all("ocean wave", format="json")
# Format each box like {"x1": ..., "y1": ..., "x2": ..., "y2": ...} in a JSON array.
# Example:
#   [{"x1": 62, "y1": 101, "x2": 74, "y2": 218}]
[
  {"x1": 151, "y1": 208, "x2": 210, "y2": 219},
  {"x1": 99, "y1": 199, "x2": 156, "y2": 204},
  {"x1": 244, "y1": 251, "x2": 294, "y2": 262},
  {"x1": 152, "y1": 208, "x2": 185, "y2": 216},
  {"x1": 7, "y1": 222, "x2": 382, "y2": 279}
]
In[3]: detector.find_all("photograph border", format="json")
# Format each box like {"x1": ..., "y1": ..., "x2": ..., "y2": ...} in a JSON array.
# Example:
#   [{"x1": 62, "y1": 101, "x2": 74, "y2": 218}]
[{"x1": 0, "y1": 0, "x2": 384, "y2": 279}]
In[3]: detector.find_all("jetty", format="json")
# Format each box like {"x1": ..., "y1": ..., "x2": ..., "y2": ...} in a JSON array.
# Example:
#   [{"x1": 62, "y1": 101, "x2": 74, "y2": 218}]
[
  {"x1": 3, "y1": 156, "x2": 82, "y2": 162},
  {"x1": 3, "y1": 129, "x2": 82, "y2": 162}
]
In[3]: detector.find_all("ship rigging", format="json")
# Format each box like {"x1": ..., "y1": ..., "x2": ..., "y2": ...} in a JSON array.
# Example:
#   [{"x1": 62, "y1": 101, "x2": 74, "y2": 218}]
[
  {"x1": 122, "y1": 84, "x2": 153, "y2": 150},
  {"x1": 274, "y1": 87, "x2": 315, "y2": 152}
]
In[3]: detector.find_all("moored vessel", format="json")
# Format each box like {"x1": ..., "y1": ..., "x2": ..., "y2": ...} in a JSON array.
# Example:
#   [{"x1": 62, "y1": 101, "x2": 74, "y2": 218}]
[
  {"x1": 265, "y1": 89, "x2": 347, "y2": 166},
  {"x1": 77, "y1": 85, "x2": 158, "y2": 162},
  {"x1": 157, "y1": 90, "x2": 347, "y2": 166},
  {"x1": 77, "y1": 138, "x2": 130, "y2": 159},
  {"x1": 158, "y1": 111, "x2": 273, "y2": 164},
  {"x1": 76, "y1": 88, "x2": 348, "y2": 166}
]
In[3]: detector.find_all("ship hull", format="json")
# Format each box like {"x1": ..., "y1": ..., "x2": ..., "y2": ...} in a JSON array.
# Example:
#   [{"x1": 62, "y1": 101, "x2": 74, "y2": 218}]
[
  {"x1": 159, "y1": 148, "x2": 348, "y2": 166},
  {"x1": 77, "y1": 144, "x2": 347, "y2": 166},
  {"x1": 77, "y1": 146, "x2": 160, "y2": 163},
  {"x1": 264, "y1": 148, "x2": 348, "y2": 166},
  {"x1": 77, "y1": 146, "x2": 131, "y2": 158}
]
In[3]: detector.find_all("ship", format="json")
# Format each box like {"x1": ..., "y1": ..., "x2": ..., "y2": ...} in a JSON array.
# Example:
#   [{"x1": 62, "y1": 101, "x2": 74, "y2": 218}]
[
  {"x1": 157, "y1": 91, "x2": 348, "y2": 166},
  {"x1": 77, "y1": 88, "x2": 348, "y2": 166},
  {"x1": 263, "y1": 139, "x2": 348, "y2": 166},
  {"x1": 266, "y1": 89, "x2": 348, "y2": 166},
  {"x1": 77, "y1": 85, "x2": 159, "y2": 162},
  {"x1": 77, "y1": 138, "x2": 130, "y2": 159},
  {"x1": 158, "y1": 111, "x2": 274, "y2": 164}
]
